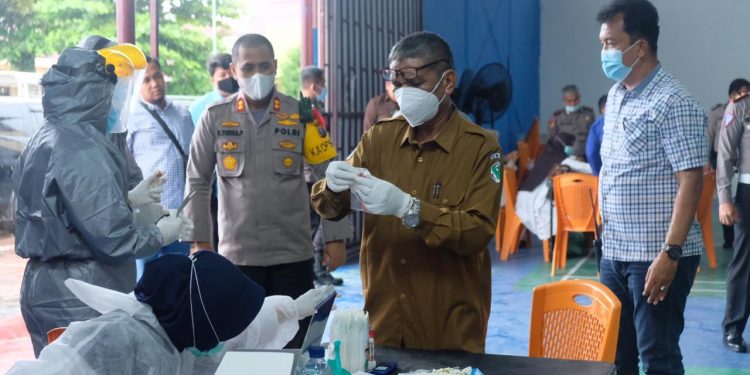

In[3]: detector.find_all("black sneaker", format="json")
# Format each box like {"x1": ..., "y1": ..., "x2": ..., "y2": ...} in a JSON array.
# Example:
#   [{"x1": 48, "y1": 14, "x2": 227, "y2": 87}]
[
  {"x1": 315, "y1": 271, "x2": 343, "y2": 286},
  {"x1": 723, "y1": 242, "x2": 734, "y2": 250}
]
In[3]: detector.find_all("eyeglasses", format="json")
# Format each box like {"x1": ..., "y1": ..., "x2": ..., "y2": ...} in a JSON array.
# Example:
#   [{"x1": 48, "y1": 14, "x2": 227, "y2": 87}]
[{"x1": 380, "y1": 59, "x2": 448, "y2": 81}]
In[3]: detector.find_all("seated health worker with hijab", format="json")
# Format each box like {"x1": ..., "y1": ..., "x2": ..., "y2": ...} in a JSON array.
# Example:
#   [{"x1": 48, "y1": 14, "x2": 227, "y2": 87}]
[{"x1": 7, "y1": 250, "x2": 329, "y2": 375}]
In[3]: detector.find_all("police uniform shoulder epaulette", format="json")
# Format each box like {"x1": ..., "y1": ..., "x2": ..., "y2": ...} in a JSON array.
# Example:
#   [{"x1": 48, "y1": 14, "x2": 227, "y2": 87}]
[
  {"x1": 581, "y1": 106, "x2": 594, "y2": 113},
  {"x1": 711, "y1": 103, "x2": 724, "y2": 111},
  {"x1": 553, "y1": 109, "x2": 564, "y2": 117},
  {"x1": 205, "y1": 94, "x2": 235, "y2": 111},
  {"x1": 732, "y1": 92, "x2": 750, "y2": 104},
  {"x1": 276, "y1": 91, "x2": 298, "y2": 106}
]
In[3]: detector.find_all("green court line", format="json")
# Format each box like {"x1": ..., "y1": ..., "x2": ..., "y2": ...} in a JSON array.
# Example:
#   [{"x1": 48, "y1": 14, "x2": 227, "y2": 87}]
[
  {"x1": 512, "y1": 245, "x2": 731, "y2": 297},
  {"x1": 685, "y1": 367, "x2": 750, "y2": 375}
]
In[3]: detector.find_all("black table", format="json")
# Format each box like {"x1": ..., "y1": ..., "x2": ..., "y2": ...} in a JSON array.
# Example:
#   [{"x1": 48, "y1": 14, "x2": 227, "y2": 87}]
[{"x1": 375, "y1": 346, "x2": 616, "y2": 375}]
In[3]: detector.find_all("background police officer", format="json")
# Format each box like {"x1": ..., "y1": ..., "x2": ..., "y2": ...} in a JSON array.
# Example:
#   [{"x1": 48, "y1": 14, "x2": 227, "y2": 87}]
[
  {"x1": 548, "y1": 84, "x2": 595, "y2": 159},
  {"x1": 717, "y1": 90, "x2": 750, "y2": 353}
]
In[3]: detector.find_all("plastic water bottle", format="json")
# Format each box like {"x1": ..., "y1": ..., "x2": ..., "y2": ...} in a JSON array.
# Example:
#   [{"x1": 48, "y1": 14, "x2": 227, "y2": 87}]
[{"x1": 299, "y1": 346, "x2": 332, "y2": 375}]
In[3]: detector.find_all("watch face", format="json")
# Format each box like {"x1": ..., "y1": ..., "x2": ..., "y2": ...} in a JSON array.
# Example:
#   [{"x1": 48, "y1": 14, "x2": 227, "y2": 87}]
[{"x1": 404, "y1": 213, "x2": 419, "y2": 228}]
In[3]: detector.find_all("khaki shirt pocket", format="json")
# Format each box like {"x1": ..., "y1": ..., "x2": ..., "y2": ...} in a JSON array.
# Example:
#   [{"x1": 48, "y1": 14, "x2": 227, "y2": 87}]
[
  {"x1": 431, "y1": 179, "x2": 468, "y2": 208},
  {"x1": 215, "y1": 137, "x2": 246, "y2": 177},
  {"x1": 271, "y1": 138, "x2": 302, "y2": 176}
]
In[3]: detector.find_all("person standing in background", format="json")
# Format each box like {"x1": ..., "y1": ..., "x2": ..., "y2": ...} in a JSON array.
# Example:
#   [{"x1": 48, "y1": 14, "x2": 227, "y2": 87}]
[
  {"x1": 716, "y1": 89, "x2": 750, "y2": 353},
  {"x1": 548, "y1": 84, "x2": 595, "y2": 160},
  {"x1": 362, "y1": 80, "x2": 399, "y2": 132},
  {"x1": 586, "y1": 94, "x2": 607, "y2": 176},
  {"x1": 300, "y1": 66, "x2": 351, "y2": 286},
  {"x1": 189, "y1": 53, "x2": 239, "y2": 125},
  {"x1": 708, "y1": 79, "x2": 749, "y2": 250},
  {"x1": 128, "y1": 57, "x2": 195, "y2": 279}
]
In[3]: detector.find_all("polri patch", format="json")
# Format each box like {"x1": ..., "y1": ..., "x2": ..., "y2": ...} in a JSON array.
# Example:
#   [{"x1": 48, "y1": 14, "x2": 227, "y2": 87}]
[
  {"x1": 489, "y1": 152, "x2": 501, "y2": 161},
  {"x1": 490, "y1": 162, "x2": 502, "y2": 184}
]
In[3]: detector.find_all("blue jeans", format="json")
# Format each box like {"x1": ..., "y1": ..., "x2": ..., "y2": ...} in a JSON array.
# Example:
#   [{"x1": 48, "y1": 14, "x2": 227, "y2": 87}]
[
  {"x1": 599, "y1": 255, "x2": 700, "y2": 375},
  {"x1": 135, "y1": 241, "x2": 191, "y2": 281}
]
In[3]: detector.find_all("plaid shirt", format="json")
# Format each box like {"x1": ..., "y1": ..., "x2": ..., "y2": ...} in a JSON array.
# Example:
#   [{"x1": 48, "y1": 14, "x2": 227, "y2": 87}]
[
  {"x1": 127, "y1": 99, "x2": 194, "y2": 210},
  {"x1": 599, "y1": 65, "x2": 707, "y2": 262}
]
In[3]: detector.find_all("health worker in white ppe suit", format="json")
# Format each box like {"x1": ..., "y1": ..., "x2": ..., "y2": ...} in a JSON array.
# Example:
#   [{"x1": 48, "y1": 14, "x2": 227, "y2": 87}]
[
  {"x1": 12, "y1": 46, "x2": 193, "y2": 356},
  {"x1": 8, "y1": 250, "x2": 329, "y2": 374}
]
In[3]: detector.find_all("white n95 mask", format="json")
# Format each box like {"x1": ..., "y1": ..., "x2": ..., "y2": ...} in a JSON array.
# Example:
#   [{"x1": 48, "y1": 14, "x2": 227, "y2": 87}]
[
  {"x1": 394, "y1": 71, "x2": 447, "y2": 127},
  {"x1": 239, "y1": 73, "x2": 275, "y2": 100}
]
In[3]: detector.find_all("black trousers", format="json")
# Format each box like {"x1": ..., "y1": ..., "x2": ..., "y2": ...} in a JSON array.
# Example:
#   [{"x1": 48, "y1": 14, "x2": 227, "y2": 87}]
[
  {"x1": 724, "y1": 183, "x2": 750, "y2": 336},
  {"x1": 238, "y1": 258, "x2": 315, "y2": 348}
]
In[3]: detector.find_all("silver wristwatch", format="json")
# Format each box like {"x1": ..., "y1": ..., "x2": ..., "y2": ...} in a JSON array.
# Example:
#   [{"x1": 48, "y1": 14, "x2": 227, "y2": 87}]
[{"x1": 402, "y1": 198, "x2": 421, "y2": 228}]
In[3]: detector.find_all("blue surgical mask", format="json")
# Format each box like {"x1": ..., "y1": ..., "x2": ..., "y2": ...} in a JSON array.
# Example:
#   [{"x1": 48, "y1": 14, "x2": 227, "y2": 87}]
[
  {"x1": 565, "y1": 105, "x2": 580, "y2": 114},
  {"x1": 317, "y1": 86, "x2": 328, "y2": 102},
  {"x1": 601, "y1": 42, "x2": 641, "y2": 82},
  {"x1": 187, "y1": 342, "x2": 225, "y2": 357},
  {"x1": 106, "y1": 109, "x2": 118, "y2": 134},
  {"x1": 564, "y1": 145, "x2": 574, "y2": 156}
]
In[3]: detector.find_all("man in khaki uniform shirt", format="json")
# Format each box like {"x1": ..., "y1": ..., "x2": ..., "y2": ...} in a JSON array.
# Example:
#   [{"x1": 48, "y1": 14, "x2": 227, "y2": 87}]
[
  {"x1": 362, "y1": 81, "x2": 399, "y2": 132},
  {"x1": 184, "y1": 34, "x2": 340, "y2": 348},
  {"x1": 311, "y1": 32, "x2": 502, "y2": 353},
  {"x1": 548, "y1": 84, "x2": 595, "y2": 158}
]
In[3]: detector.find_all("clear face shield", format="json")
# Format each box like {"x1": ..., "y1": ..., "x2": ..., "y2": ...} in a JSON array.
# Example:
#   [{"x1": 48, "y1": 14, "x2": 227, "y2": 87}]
[{"x1": 98, "y1": 44, "x2": 147, "y2": 134}]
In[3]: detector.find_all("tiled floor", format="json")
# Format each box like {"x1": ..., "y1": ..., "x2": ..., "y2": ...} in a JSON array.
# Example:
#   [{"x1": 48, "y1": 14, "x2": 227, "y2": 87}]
[{"x1": 329, "y1": 218, "x2": 750, "y2": 374}]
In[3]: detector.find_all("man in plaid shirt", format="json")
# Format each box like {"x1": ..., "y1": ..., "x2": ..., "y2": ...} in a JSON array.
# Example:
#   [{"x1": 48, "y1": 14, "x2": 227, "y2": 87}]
[{"x1": 597, "y1": 1, "x2": 706, "y2": 374}]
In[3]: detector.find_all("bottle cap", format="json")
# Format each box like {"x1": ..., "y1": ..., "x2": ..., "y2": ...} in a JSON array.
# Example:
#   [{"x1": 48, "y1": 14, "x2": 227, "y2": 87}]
[{"x1": 308, "y1": 345, "x2": 325, "y2": 358}]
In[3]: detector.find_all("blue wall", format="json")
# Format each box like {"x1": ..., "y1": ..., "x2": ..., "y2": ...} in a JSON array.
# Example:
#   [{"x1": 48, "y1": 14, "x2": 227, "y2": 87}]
[{"x1": 423, "y1": 0, "x2": 540, "y2": 152}]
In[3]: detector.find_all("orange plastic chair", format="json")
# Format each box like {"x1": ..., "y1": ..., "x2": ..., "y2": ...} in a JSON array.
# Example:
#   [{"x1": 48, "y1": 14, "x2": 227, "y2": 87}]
[
  {"x1": 517, "y1": 141, "x2": 532, "y2": 183},
  {"x1": 529, "y1": 279, "x2": 621, "y2": 364},
  {"x1": 47, "y1": 327, "x2": 66, "y2": 344},
  {"x1": 526, "y1": 117, "x2": 544, "y2": 159},
  {"x1": 551, "y1": 173, "x2": 599, "y2": 276},
  {"x1": 499, "y1": 167, "x2": 523, "y2": 261},
  {"x1": 497, "y1": 166, "x2": 550, "y2": 262},
  {"x1": 696, "y1": 171, "x2": 718, "y2": 268}
]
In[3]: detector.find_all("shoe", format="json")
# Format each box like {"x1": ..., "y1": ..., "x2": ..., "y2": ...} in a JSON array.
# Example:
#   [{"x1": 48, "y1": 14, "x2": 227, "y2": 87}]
[
  {"x1": 723, "y1": 333, "x2": 748, "y2": 353},
  {"x1": 315, "y1": 271, "x2": 343, "y2": 286}
]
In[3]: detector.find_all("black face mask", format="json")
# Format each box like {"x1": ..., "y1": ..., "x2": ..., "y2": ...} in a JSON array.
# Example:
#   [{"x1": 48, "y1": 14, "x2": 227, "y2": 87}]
[{"x1": 217, "y1": 77, "x2": 239, "y2": 94}]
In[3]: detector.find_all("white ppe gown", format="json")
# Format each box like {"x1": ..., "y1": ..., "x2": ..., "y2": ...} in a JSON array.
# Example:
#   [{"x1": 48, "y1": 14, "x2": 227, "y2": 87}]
[{"x1": 7, "y1": 279, "x2": 300, "y2": 375}]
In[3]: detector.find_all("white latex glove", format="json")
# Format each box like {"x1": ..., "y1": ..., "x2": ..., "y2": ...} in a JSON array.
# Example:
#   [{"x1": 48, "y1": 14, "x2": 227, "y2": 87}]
[
  {"x1": 325, "y1": 161, "x2": 359, "y2": 193},
  {"x1": 132, "y1": 202, "x2": 169, "y2": 226},
  {"x1": 293, "y1": 285, "x2": 334, "y2": 318},
  {"x1": 156, "y1": 212, "x2": 194, "y2": 246},
  {"x1": 128, "y1": 171, "x2": 166, "y2": 207},
  {"x1": 352, "y1": 174, "x2": 412, "y2": 217}
]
